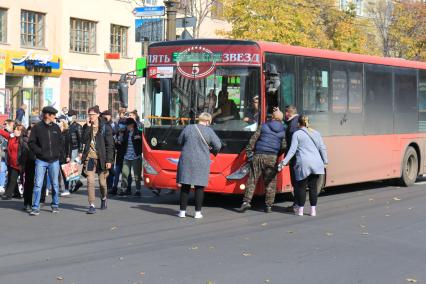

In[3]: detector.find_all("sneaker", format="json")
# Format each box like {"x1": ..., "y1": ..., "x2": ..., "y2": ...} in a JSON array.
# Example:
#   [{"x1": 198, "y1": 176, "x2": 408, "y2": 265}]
[
  {"x1": 72, "y1": 181, "x2": 83, "y2": 193},
  {"x1": 134, "y1": 191, "x2": 141, "y2": 197},
  {"x1": 238, "y1": 202, "x2": 251, "y2": 213},
  {"x1": 60, "y1": 190, "x2": 71, "y2": 197},
  {"x1": 30, "y1": 209, "x2": 40, "y2": 216},
  {"x1": 264, "y1": 206, "x2": 272, "y2": 213},
  {"x1": 177, "y1": 210, "x2": 186, "y2": 218},
  {"x1": 194, "y1": 211, "x2": 203, "y2": 219},
  {"x1": 310, "y1": 206, "x2": 316, "y2": 217},
  {"x1": 25, "y1": 205, "x2": 32, "y2": 213},
  {"x1": 51, "y1": 207, "x2": 59, "y2": 213},
  {"x1": 296, "y1": 206, "x2": 304, "y2": 216},
  {"x1": 86, "y1": 206, "x2": 96, "y2": 214},
  {"x1": 100, "y1": 199, "x2": 107, "y2": 210}
]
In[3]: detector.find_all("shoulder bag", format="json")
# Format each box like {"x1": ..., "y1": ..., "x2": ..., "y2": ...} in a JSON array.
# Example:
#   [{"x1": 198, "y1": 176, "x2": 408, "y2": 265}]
[{"x1": 194, "y1": 125, "x2": 218, "y2": 156}]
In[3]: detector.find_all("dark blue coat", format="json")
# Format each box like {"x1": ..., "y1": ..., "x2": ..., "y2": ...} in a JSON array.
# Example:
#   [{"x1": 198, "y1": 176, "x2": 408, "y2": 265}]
[{"x1": 255, "y1": 120, "x2": 285, "y2": 155}]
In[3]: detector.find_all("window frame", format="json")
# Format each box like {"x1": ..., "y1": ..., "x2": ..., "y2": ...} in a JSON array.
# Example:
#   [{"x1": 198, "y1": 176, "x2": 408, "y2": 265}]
[
  {"x1": 110, "y1": 24, "x2": 128, "y2": 57},
  {"x1": 70, "y1": 18, "x2": 97, "y2": 54},
  {"x1": 69, "y1": 78, "x2": 96, "y2": 120},
  {"x1": 20, "y1": 10, "x2": 45, "y2": 48},
  {"x1": 108, "y1": 81, "x2": 120, "y2": 118},
  {"x1": 0, "y1": 8, "x2": 7, "y2": 44}
]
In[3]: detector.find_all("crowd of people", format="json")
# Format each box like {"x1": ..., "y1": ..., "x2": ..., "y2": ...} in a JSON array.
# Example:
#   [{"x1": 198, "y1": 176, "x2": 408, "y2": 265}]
[
  {"x1": 0, "y1": 102, "x2": 327, "y2": 219},
  {"x1": 176, "y1": 105, "x2": 328, "y2": 218},
  {"x1": 0, "y1": 104, "x2": 144, "y2": 216}
]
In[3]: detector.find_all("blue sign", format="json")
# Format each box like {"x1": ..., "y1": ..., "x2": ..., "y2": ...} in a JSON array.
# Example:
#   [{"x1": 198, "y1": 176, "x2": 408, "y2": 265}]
[
  {"x1": 135, "y1": 18, "x2": 164, "y2": 42},
  {"x1": 133, "y1": 6, "x2": 165, "y2": 17}
]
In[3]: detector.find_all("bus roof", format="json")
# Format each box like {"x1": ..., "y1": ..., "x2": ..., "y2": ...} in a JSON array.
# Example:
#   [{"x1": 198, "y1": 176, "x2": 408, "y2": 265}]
[
  {"x1": 256, "y1": 41, "x2": 426, "y2": 70},
  {"x1": 150, "y1": 39, "x2": 426, "y2": 70}
]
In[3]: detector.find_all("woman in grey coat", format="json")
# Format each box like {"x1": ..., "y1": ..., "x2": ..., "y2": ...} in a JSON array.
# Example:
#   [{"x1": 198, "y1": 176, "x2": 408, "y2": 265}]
[
  {"x1": 278, "y1": 115, "x2": 328, "y2": 217},
  {"x1": 176, "y1": 112, "x2": 222, "y2": 219}
]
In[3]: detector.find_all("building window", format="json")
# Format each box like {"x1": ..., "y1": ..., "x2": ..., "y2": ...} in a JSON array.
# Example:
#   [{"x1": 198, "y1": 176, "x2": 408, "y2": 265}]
[
  {"x1": 108, "y1": 81, "x2": 120, "y2": 118},
  {"x1": 70, "y1": 18, "x2": 97, "y2": 53},
  {"x1": 211, "y1": 1, "x2": 224, "y2": 20},
  {"x1": 340, "y1": 0, "x2": 348, "y2": 10},
  {"x1": 69, "y1": 78, "x2": 96, "y2": 119},
  {"x1": 110, "y1": 24, "x2": 128, "y2": 56},
  {"x1": 0, "y1": 8, "x2": 7, "y2": 43},
  {"x1": 20, "y1": 10, "x2": 45, "y2": 48}
]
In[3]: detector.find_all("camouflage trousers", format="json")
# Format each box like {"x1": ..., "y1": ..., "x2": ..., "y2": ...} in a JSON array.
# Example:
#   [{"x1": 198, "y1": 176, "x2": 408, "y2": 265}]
[{"x1": 243, "y1": 154, "x2": 278, "y2": 207}]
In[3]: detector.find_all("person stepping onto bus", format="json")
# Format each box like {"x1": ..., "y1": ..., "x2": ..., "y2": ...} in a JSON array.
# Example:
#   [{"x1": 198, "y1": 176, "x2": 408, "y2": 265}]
[
  {"x1": 238, "y1": 109, "x2": 287, "y2": 213},
  {"x1": 277, "y1": 115, "x2": 328, "y2": 217},
  {"x1": 80, "y1": 106, "x2": 114, "y2": 214},
  {"x1": 284, "y1": 105, "x2": 299, "y2": 213},
  {"x1": 176, "y1": 112, "x2": 222, "y2": 219}
]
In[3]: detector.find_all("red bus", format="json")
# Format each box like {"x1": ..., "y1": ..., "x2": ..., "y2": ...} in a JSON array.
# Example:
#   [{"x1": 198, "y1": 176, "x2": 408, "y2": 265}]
[{"x1": 142, "y1": 39, "x2": 426, "y2": 195}]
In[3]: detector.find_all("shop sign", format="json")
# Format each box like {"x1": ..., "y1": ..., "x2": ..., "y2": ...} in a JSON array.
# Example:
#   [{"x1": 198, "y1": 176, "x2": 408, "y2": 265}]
[
  {"x1": 148, "y1": 66, "x2": 174, "y2": 79},
  {"x1": 5, "y1": 50, "x2": 62, "y2": 77}
]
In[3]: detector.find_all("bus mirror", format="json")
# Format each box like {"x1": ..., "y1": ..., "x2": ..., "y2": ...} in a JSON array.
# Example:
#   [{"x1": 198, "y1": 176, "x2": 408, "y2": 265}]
[{"x1": 136, "y1": 57, "x2": 147, "y2": 78}]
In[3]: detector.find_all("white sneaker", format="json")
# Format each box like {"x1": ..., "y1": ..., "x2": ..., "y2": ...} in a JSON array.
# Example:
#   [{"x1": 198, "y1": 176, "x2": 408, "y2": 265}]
[
  {"x1": 18, "y1": 184, "x2": 24, "y2": 195},
  {"x1": 194, "y1": 211, "x2": 203, "y2": 219},
  {"x1": 310, "y1": 206, "x2": 316, "y2": 217},
  {"x1": 296, "y1": 207, "x2": 304, "y2": 216},
  {"x1": 177, "y1": 210, "x2": 186, "y2": 218},
  {"x1": 60, "y1": 190, "x2": 70, "y2": 197}
]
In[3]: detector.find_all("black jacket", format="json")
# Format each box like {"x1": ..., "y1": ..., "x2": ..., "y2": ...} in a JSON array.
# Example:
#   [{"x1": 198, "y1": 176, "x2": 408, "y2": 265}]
[
  {"x1": 60, "y1": 129, "x2": 72, "y2": 164},
  {"x1": 69, "y1": 121, "x2": 83, "y2": 151},
  {"x1": 81, "y1": 118, "x2": 114, "y2": 171},
  {"x1": 29, "y1": 120, "x2": 63, "y2": 162},
  {"x1": 284, "y1": 115, "x2": 299, "y2": 153},
  {"x1": 116, "y1": 127, "x2": 142, "y2": 160}
]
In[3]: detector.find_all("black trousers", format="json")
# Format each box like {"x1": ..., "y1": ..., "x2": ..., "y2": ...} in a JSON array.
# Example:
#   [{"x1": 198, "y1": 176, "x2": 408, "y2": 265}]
[
  {"x1": 5, "y1": 167, "x2": 20, "y2": 198},
  {"x1": 179, "y1": 184, "x2": 204, "y2": 211},
  {"x1": 24, "y1": 161, "x2": 35, "y2": 206},
  {"x1": 295, "y1": 174, "x2": 320, "y2": 207}
]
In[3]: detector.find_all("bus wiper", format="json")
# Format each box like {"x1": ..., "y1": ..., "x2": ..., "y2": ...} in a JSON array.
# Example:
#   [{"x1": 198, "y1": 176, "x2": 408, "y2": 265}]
[{"x1": 158, "y1": 117, "x2": 181, "y2": 146}]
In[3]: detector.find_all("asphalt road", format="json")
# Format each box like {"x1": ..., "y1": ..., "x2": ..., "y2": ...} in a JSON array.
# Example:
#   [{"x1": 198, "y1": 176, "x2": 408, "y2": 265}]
[{"x1": 0, "y1": 179, "x2": 426, "y2": 284}]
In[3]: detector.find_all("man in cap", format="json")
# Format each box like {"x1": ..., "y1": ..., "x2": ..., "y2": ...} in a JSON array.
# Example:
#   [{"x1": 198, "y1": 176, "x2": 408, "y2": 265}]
[
  {"x1": 28, "y1": 106, "x2": 63, "y2": 216},
  {"x1": 80, "y1": 106, "x2": 114, "y2": 214}
]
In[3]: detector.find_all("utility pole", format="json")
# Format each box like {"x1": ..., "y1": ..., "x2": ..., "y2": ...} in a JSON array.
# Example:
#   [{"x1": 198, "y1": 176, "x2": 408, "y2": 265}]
[{"x1": 164, "y1": 0, "x2": 180, "y2": 41}]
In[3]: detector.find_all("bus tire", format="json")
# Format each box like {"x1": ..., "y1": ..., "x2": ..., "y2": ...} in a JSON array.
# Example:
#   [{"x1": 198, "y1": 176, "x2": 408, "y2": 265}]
[{"x1": 400, "y1": 146, "x2": 418, "y2": 187}]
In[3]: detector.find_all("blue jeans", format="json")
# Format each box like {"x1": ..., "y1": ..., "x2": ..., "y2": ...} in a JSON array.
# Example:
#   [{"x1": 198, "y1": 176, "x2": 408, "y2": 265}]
[
  {"x1": 0, "y1": 160, "x2": 7, "y2": 188},
  {"x1": 32, "y1": 159, "x2": 60, "y2": 210}
]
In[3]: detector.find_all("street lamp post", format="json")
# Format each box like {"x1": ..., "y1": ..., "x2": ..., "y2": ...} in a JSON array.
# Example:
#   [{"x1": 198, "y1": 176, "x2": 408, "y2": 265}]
[{"x1": 164, "y1": 0, "x2": 180, "y2": 41}]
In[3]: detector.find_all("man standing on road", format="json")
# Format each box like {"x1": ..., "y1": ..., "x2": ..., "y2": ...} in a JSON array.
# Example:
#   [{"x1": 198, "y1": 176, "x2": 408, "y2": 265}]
[
  {"x1": 29, "y1": 106, "x2": 63, "y2": 216},
  {"x1": 238, "y1": 109, "x2": 287, "y2": 213},
  {"x1": 81, "y1": 106, "x2": 114, "y2": 214}
]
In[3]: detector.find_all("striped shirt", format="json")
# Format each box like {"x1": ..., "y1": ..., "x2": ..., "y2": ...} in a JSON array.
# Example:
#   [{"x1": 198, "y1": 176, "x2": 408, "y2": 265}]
[{"x1": 124, "y1": 130, "x2": 140, "y2": 160}]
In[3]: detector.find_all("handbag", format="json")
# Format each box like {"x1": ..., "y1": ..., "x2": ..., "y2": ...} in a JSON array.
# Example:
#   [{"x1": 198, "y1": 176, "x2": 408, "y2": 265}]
[{"x1": 194, "y1": 125, "x2": 218, "y2": 156}]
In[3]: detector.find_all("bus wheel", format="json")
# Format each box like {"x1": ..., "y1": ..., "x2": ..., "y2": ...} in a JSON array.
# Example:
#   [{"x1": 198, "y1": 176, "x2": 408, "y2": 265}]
[{"x1": 400, "y1": 146, "x2": 418, "y2": 187}]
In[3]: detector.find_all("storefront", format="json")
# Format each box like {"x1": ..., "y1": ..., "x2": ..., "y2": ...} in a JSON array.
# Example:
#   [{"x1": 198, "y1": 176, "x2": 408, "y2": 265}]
[{"x1": 0, "y1": 49, "x2": 62, "y2": 120}]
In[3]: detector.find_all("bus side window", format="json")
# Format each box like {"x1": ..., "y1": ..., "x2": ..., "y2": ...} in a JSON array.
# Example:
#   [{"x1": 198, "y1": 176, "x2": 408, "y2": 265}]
[
  {"x1": 301, "y1": 58, "x2": 330, "y2": 113},
  {"x1": 264, "y1": 53, "x2": 296, "y2": 115},
  {"x1": 419, "y1": 70, "x2": 426, "y2": 132}
]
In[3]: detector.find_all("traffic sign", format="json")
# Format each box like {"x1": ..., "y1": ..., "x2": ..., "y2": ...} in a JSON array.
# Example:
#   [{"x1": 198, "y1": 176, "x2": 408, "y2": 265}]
[
  {"x1": 133, "y1": 6, "x2": 165, "y2": 17},
  {"x1": 176, "y1": 17, "x2": 197, "y2": 28},
  {"x1": 180, "y1": 30, "x2": 193, "y2": 40}
]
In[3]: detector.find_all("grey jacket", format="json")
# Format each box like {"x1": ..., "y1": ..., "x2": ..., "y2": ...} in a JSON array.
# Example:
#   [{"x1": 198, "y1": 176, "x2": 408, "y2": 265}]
[
  {"x1": 176, "y1": 124, "x2": 222, "y2": 187},
  {"x1": 282, "y1": 127, "x2": 328, "y2": 181}
]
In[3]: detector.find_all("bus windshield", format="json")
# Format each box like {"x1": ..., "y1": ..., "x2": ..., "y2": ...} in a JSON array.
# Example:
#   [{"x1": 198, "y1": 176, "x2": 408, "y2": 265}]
[{"x1": 144, "y1": 66, "x2": 261, "y2": 153}]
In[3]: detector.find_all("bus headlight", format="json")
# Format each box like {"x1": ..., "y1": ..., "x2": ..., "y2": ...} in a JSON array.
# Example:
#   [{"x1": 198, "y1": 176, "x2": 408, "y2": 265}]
[
  {"x1": 143, "y1": 159, "x2": 158, "y2": 175},
  {"x1": 226, "y1": 163, "x2": 251, "y2": 180}
]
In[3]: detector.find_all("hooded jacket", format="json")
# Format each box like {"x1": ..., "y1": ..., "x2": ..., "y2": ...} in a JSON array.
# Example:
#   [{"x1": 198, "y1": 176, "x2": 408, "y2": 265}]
[{"x1": 254, "y1": 120, "x2": 286, "y2": 155}]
